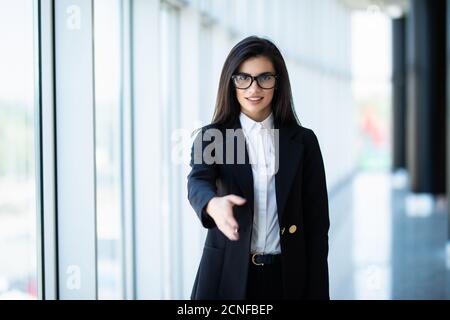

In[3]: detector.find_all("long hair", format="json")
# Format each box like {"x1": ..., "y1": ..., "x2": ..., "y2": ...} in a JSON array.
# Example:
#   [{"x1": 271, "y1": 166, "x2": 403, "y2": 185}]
[{"x1": 212, "y1": 36, "x2": 300, "y2": 127}]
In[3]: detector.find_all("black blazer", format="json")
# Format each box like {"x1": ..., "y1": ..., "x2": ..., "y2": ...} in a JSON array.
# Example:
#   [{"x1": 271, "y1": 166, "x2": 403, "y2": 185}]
[{"x1": 187, "y1": 117, "x2": 330, "y2": 300}]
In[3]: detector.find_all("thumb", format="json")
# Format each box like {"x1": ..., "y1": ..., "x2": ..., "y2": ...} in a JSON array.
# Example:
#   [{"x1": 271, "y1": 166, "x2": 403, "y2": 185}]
[{"x1": 226, "y1": 194, "x2": 246, "y2": 206}]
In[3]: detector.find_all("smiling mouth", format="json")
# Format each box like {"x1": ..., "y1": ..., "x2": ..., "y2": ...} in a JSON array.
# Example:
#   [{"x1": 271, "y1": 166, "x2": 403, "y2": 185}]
[{"x1": 246, "y1": 97, "x2": 263, "y2": 101}]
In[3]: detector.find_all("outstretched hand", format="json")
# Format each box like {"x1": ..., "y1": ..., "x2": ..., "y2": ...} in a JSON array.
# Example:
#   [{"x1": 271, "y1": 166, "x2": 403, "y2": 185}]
[{"x1": 206, "y1": 195, "x2": 247, "y2": 241}]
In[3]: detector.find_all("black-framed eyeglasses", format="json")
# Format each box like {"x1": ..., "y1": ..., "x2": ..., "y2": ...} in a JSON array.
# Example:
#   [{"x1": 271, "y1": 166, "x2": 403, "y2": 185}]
[{"x1": 231, "y1": 72, "x2": 278, "y2": 89}]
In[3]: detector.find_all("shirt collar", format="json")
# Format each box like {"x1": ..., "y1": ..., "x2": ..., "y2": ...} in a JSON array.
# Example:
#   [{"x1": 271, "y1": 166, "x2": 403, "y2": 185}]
[{"x1": 239, "y1": 111, "x2": 274, "y2": 133}]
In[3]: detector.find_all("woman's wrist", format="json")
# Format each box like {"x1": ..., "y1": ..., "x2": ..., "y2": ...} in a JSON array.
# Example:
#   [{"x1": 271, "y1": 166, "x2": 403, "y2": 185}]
[{"x1": 206, "y1": 197, "x2": 219, "y2": 219}]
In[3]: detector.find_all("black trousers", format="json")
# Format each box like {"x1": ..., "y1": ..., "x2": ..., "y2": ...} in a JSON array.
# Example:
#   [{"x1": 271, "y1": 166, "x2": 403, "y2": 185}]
[{"x1": 246, "y1": 258, "x2": 284, "y2": 300}]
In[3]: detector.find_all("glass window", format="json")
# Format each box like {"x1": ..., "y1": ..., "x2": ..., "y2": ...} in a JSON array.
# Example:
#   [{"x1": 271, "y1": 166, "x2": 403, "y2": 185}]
[
  {"x1": 94, "y1": 0, "x2": 124, "y2": 299},
  {"x1": 0, "y1": 0, "x2": 38, "y2": 299},
  {"x1": 199, "y1": 20, "x2": 214, "y2": 124},
  {"x1": 160, "y1": 1, "x2": 182, "y2": 298}
]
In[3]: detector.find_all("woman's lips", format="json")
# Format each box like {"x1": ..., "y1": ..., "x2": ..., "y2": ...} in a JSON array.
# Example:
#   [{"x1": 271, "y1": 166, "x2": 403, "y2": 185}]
[{"x1": 246, "y1": 97, "x2": 263, "y2": 104}]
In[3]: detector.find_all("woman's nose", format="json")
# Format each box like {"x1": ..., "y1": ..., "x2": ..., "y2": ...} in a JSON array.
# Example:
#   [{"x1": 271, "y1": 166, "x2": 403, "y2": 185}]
[{"x1": 247, "y1": 79, "x2": 262, "y2": 92}]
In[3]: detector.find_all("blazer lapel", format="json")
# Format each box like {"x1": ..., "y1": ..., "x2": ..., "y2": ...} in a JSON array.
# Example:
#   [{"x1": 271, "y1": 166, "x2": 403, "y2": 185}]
[
  {"x1": 274, "y1": 122, "x2": 304, "y2": 223},
  {"x1": 226, "y1": 120, "x2": 254, "y2": 216}
]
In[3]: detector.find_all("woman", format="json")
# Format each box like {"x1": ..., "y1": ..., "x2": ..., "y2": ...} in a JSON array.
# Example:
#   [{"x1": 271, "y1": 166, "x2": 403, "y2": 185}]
[{"x1": 187, "y1": 36, "x2": 329, "y2": 300}]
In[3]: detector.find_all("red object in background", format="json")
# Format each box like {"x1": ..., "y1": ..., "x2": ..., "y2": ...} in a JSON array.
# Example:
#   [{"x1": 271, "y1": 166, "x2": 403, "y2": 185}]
[
  {"x1": 27, "y1": 278, "x2": 37, "y2": 298},
  {"x1": 361, "y1": 107, "x2": 385, "y2": 147}
]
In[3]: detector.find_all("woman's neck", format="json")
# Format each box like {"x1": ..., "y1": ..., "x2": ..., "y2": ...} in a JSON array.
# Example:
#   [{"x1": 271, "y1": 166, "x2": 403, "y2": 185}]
[{"x1": 241, "y1": 108, "x2": 272, "y2": 122}]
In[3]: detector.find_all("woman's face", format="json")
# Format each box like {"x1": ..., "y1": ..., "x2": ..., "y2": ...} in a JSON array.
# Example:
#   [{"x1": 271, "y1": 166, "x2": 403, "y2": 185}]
[{"x1": 235, "y1": 56, "x2": 276, "y2": 122}]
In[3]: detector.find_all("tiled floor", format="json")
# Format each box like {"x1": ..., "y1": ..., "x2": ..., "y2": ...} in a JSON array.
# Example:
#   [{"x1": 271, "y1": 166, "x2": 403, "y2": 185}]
[{"x1": 329, "y1": 170, "x2": 450, "y2": 299}]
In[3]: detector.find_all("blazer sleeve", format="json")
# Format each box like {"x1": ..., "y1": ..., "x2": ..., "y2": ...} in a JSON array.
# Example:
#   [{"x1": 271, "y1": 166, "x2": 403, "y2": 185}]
[
  {"x1": 302, "y1": 128, "x2": 330, "y2": 300},
  {"x1": 187, "y1": 127, "x2": 219, "y2": 229}
]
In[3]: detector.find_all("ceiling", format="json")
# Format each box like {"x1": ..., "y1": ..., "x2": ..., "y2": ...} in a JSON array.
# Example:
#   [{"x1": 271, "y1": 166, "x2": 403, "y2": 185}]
[{"x1": 339, "y1": 0, "x2": 409, "y2": 18}]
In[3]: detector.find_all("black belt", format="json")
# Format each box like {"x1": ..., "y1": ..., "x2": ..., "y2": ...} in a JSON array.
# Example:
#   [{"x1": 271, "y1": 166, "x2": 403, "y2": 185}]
[{"x1": 250, "y1": 253, "x2": 281, "y2": 266}]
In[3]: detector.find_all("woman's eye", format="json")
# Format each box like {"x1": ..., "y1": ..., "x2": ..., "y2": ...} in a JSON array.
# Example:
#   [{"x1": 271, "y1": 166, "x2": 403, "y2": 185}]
[{"x1": 238, "y1": 75, "x2": 249, "y2": 81}]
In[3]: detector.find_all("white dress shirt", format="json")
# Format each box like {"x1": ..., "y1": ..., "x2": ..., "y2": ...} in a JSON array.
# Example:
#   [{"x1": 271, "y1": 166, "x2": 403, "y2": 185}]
[{"x1": 239, "y1": 111, "x2": 281, "y2": 254}]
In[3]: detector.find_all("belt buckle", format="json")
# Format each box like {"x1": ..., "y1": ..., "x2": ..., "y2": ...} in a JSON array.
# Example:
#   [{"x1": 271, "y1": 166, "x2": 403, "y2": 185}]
[{"x1": 251, "y1": 252, "x2": 264, "y2": 266}]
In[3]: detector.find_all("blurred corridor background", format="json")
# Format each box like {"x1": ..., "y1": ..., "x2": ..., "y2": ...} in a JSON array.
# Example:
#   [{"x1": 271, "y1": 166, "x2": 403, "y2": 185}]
[{"x1": 0, "y1": 0, "x2": 449, "y2": 299}]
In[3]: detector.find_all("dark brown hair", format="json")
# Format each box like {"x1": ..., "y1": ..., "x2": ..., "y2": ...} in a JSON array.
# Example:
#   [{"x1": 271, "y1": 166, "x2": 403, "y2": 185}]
[{"x1": 212, "y1": 36, "x2": 300, "y2": 127}]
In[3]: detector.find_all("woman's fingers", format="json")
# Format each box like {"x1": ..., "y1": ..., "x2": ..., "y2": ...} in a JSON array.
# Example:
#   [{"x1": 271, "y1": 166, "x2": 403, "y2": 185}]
[
  {"x1": 222, "y1": 215, "x2": 239, "y2": 241},
  {"x1": 223, "y1": 195, "x2": 243, "y2": 240},
  {"x1": 211, "y1": 194, "x2": 245, "y2": 241},
  {"x1": 226, "y1": 194, "x2": 246, "y2": 206}
]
